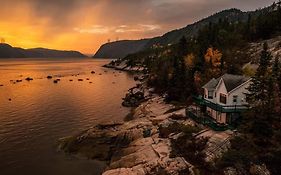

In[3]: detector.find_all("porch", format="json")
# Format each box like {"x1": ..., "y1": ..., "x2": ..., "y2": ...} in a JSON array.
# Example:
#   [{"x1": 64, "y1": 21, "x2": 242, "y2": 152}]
[
  {"x1": 192, "y1": 95, "x2": 249, "y2": 113},
  {"x1": 186, "y1": 106, "x2": 233, "y2": 131}
]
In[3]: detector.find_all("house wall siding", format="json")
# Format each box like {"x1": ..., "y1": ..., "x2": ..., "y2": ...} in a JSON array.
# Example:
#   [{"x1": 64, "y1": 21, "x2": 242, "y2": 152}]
[
  {"x1": 215, "y1": 80, "x2": 228, "y2": 105},
  {"x1": 228, "y1": 81, "x2": 251, "y2": 106},
  {"x1": 207, "y1": 107, "x2": 227, "y2": 124}
]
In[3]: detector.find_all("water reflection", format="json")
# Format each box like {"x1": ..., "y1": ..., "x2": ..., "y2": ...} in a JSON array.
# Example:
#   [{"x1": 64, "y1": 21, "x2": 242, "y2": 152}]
[{"x1": 0, "y1": 58, "x2": 135, "y2": 175}]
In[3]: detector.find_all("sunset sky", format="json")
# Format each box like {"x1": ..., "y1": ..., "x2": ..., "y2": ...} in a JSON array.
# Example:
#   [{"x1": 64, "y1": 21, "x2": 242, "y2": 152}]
[{"x1": 0, "y1": 0, "x2": 275, "y2": 54}]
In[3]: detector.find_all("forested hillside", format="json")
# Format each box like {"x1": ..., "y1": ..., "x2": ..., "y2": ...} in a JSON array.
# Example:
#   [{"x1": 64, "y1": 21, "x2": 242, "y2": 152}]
[
  {"x1": 94, "y1": 2, "x2": 280, "y2": 58},
  {"x1": 106, "y1": 2, "x2": 281, "y2": 174}
]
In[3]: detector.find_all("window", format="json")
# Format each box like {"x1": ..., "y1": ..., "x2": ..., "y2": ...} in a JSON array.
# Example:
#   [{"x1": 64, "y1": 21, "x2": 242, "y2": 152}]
[
  {"x1": 208, "y1": 91, "x2": 213, "y2": 99},
  {"x1": 233, "y1": 95, "x2": 238, "y2": 103},
  {"x1": 220, "y1": 93, "x2": 227, "y2": 104}
]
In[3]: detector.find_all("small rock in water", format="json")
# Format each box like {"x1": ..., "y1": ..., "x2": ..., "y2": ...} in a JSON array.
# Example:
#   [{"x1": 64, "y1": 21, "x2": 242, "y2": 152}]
[
  {"x1": 16, "y1": 80, "x2": 22, "y2": 82},
  {"x1": 53, "y1": 79, "x2": 60, "y2": 83},
  {"x1": 78, "y1": 79, "x2": 83, "y2": 81},
  {"x1": 99, "y1": 73, "x2": 102, "y2": 75},
  {"x1": 91, "y1": 71, "x2": 95, "y2": 74},
  {"x1": 86, "y1": 78, "x2": 90, "y2": 80},
  {"x1": 8, "y1": 98, "x2": 11, "y2": 101},
  {"x1": 69, "y1": 79, "x2": 73, "y2": 82},
  {"x1": 89, "y1": 82, "x2": 93, "y2": 84},
  {"x1": 0, "y1": 84, "x2": 4, "y2": 87},
  {"x1": 25, "y1": 77, "x2": 33, "y2": 81},
  {"x1": 47, "y1": 76, "x2": 53, "y2": 79}
]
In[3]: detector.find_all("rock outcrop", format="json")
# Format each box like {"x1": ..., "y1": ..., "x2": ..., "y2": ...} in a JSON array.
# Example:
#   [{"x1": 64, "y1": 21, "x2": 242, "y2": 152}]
[{"x1": 59, "y1": 95, "x2": 235, "y2": 175}]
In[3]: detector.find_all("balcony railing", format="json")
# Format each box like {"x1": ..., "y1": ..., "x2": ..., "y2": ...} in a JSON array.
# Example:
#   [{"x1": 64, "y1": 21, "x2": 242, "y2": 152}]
[
  {"x1": 192, "y1": 95, "x2": 249, "y2": 113},
  {"x1": 187, "y1": 110, "x2": 233, "y2": 131}
]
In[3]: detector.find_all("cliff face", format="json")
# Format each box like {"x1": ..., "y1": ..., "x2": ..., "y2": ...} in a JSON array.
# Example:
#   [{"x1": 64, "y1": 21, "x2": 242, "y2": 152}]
[
  {"x1": 0, "y1": 44, "x2": 87, "y2": 58},
  {"x1": 93, "y1": 39, "x2": 149, "y2": 59}
]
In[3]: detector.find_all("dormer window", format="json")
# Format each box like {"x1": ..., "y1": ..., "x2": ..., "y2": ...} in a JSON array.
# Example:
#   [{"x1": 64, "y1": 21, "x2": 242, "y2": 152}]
[
  {"x1": 208, "y1": 91, "x2": 213, "y2": 99},
  {"x1": 220, "y1": 93, "x2": 227, "y2": 104}
]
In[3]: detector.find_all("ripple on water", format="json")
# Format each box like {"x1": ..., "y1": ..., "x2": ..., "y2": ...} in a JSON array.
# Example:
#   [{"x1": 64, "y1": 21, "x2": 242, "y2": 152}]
[{"x1": 0, "y1": 58, "x2": 136, "y2": 175}]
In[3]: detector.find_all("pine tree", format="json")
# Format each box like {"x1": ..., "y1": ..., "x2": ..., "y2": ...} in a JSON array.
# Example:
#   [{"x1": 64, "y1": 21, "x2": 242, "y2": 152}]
[
  {"x1": 246, "y1": 43, "x2": 274, "y2": 138},
  {"x1": 272, "y1": 55, "x2": 281, "y2": 119},
  {"x1": 247, "y1": 43, "x2": 272, "y2": 118}
]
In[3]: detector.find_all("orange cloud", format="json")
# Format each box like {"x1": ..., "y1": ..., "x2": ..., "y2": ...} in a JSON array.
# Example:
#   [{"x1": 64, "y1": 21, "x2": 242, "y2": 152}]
[{"x1": 0, "y1": 0, "x2": 275, "y2": 54}]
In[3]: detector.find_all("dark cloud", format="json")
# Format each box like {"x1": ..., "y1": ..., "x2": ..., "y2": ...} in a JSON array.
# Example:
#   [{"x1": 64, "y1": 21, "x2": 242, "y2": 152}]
[{"x1": 0, "y1": 0, "x2": 276, "y2": 52}]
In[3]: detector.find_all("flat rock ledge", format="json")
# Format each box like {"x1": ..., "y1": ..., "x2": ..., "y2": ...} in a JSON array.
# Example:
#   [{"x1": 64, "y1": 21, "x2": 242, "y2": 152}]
[{"x1": 59, "y1": 96, "x2": 234, "y2": 175}]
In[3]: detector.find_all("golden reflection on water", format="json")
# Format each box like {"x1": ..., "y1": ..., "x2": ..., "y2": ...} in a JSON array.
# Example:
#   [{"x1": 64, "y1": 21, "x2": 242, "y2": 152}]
[{"x1": 0, "y1": 58, "x2": 136, "y2": 175}]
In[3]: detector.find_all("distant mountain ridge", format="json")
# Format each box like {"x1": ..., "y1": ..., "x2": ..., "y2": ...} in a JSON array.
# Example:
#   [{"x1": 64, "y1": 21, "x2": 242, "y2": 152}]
[
  {"x1": 94, "y1": 39, "x2": 149, "y2": 59},
  {"x1": 94, "y1": 6, "x2": 273, "y2": 58},
  {"x1": 0, "y1": 43, "x2": 87, "y2": 58}
]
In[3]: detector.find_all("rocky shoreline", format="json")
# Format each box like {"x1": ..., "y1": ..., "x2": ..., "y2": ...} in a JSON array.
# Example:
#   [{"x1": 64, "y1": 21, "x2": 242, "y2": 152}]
[{"x1": 58, "y1": 65, "x2": 240, "y2": 174}]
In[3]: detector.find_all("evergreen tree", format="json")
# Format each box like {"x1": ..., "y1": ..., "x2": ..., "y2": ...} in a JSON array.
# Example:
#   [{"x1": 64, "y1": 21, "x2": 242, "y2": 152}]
[
  {"x1": 247, "y1": 43, "x2": 274, "y2": 137},
  {"x1": 247, "y1": 43, "x2": 272, "y2": 114},
  {"x1": 272, "y1": 55, "x2": 281, "y2": 119}
]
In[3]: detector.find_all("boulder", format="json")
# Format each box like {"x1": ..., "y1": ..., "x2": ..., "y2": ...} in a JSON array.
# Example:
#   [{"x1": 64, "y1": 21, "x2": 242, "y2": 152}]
[
  {"x1": 53, "y1": 79, "x2": 60, "y2": 83},
  {"x1": 122, "y1": 90, "x2": 145, "y2": 107},
  {"x1": 25, "y1": 77, "x2": 33, "y2": 81}
]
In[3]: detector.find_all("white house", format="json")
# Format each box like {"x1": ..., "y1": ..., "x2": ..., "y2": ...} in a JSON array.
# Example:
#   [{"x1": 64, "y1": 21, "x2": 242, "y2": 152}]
[
  {"x1": 197, "y1": 74, "x2": 251, "y2": 124},
  {"x1": 189, "y1": 74, "x2": 251, "y2": 125}
]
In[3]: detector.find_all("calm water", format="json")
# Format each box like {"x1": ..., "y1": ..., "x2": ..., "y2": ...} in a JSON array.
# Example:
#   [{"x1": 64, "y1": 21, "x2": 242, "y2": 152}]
[{"x1": 0, "y1": 58, "x2": 136, "y2": 175}]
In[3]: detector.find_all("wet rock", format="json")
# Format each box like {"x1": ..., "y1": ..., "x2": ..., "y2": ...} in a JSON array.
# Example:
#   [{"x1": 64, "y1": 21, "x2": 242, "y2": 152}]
[
  {"x1": 122, "y1": 87, "x2": 145, "y2": 107},
  {"x1": 47, "y1": 76, "x2": 53, "y2": 79},
  {"x1": 25, "y1": 77, "x2": 33, "y2": 81},
  {"x1": 53, "y1": 79, "x2": 60, "y2": 83}
]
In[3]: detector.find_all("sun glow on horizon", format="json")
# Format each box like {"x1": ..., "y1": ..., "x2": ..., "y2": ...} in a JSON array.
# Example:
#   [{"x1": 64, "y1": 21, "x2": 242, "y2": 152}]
[{"x1": 0, "y1": 0, "x2": 275, "y2": 54}]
